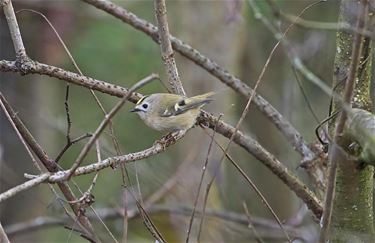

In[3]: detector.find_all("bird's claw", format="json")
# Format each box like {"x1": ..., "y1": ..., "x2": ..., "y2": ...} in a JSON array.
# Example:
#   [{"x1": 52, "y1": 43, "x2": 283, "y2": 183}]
[{"x1": 153, "y1": 131, "x2": 183, "y2": 149}]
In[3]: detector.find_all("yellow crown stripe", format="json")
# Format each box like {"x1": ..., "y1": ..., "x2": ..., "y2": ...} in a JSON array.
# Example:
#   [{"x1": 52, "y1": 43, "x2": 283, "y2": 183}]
[{"x1": 136, "y1": 96, "x2": 148, "y2": 105}]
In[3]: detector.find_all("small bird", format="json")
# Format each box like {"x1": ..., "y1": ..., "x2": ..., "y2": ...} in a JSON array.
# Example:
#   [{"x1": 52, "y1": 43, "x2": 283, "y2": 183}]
[{"x1": 130, "y1": 92, "x2": 214, "y2": 132}]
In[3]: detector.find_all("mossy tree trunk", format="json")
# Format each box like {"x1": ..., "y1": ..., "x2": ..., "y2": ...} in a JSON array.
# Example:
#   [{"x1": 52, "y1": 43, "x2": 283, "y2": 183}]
[{"x1": 328, "y1": 1, "x2": 374, "y2": 242}]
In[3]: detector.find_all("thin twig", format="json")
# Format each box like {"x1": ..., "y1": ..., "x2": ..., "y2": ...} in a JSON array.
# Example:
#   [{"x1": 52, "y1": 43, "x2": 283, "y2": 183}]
[
  {"x1": 291, "y1": 66, "x2": 320, "y2": 124},
  {"x1": 64, "y1": 83, "x2": 72, "y2": 143},
  {"x1": 319, "y1": 1, "x2": 367, "y2": 242},
  {"x1": 136, "y1": 201, "x2": 166, "y2": 243},
  {"x1": 55, "y1": 133, "x2": 92, "y2": 162},
  {"x1": 122, "y1": 191, "x2": 128, "y2": 243},
  {"x1": 243, "y1": 202, "x2": 265, "y2": 243},
  {"x1": 197, "y1": 161, "x2": 213, "y2": 240},
  {"x1": 87, "y1": 140, "x2": 118, "y2": 243}
]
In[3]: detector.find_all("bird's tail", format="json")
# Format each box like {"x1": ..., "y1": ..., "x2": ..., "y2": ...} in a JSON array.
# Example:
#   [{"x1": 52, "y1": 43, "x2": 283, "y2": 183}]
[
  {"x1": 188, "y1": 91, "x2": 215, "y2": 102},
  {"x1": 184, "y1": 91, "x2": 215, "y2": 108}
]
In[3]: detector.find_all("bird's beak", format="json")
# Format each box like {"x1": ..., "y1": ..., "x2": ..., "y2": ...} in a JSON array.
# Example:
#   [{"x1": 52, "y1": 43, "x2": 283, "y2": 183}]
[{"x1": 130, "y1": 108, "x2": 141, "y2": 113}]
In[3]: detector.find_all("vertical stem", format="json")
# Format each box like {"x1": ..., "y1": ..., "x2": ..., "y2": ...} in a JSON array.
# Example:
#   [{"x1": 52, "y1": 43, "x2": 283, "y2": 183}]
[
  {"x1": 1, "y1": 0, "x2": 27, "y2": 58},
  {"x1": 154, "y1": 0, "x2": 186, "y2": 95}
]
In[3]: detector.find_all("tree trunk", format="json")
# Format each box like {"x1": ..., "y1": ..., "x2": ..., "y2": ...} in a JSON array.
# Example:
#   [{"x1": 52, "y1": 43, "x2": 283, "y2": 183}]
[{"x1": 329, "y1": 1, "x2": 374, "y2": 241}]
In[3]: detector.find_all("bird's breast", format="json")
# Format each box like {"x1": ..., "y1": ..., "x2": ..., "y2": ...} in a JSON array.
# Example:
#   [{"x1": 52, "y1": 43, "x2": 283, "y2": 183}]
[{"x1": 142, "y1": 109, "x2": 200, "y2": 132}]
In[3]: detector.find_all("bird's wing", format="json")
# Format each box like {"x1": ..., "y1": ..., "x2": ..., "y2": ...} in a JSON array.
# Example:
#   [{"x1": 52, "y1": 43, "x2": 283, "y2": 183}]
[{"x1": 160, "y1": 92, "x2": 214, "y2": 117}]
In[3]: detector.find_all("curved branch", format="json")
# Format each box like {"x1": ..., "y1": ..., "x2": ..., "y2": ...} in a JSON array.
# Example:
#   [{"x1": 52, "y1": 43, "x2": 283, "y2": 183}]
[{"x1": 22, "y1": 131, "x2": 186, "y2": 183}]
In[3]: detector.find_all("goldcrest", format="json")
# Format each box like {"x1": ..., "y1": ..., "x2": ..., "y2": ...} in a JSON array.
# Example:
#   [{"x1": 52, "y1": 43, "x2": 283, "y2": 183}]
[{"x1": 130, "y1": 92, "x2": 214, "y2": 132}]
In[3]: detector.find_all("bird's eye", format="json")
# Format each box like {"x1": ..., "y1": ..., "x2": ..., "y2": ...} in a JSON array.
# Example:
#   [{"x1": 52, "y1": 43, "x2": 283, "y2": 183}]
[{"x1": 142, "y1": 103, "x2": 148, "y2": 109}]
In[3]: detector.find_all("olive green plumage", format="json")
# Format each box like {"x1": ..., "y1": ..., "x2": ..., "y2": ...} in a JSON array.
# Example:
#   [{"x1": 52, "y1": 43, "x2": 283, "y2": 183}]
[{"x1": 131, "y1": 92, "x2": 214, "y2": 132}]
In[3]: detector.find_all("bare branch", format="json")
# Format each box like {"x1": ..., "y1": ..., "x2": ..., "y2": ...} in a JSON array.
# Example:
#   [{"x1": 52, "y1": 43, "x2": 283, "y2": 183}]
[
  {"x1": 81, "y1": 0, "x2": 315, "y2": 161},
  {"x1": 25, "y1": 131, "x2": 186, "y2": 183},
  {"x1": 154, "y1": 0, "x2": 185, "y2": 95},
  {"x1": 0, "y1": 60, "x2": 142, "y2": 102},
  {"x1": 0, "y1": 59, "x2": 321, "y2": 217}
]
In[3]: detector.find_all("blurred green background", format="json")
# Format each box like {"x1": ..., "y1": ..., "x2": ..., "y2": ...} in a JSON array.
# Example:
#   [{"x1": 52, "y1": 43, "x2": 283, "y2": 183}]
[{"x1": 1, "y1": 0, "x2": 340, "y2": 242}]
